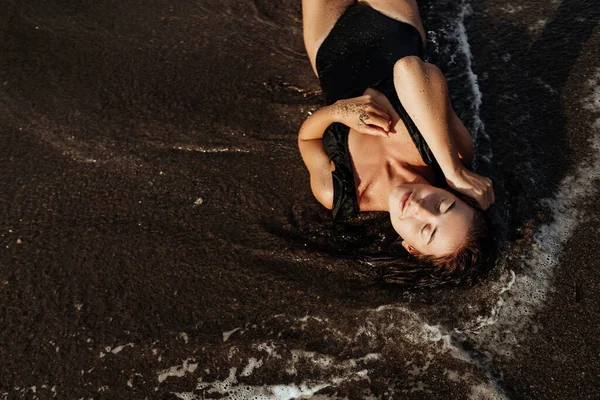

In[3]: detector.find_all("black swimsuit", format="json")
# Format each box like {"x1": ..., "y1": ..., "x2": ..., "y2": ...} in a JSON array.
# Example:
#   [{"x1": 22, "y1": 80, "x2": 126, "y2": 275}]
[{"x1": 316, "y1": 3, "x2": 442, "y2": 221}]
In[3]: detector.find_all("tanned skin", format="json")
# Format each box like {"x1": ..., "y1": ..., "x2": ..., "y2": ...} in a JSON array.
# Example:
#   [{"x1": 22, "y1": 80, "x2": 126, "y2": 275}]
[{"x1": 299, "y1": 0, "x2": 494, "y2": 213}]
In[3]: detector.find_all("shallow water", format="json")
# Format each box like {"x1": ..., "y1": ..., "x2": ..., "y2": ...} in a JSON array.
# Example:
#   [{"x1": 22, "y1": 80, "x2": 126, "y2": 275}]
[{"x1": 1, "y1": 0, "x2": 599, "y2": 398}]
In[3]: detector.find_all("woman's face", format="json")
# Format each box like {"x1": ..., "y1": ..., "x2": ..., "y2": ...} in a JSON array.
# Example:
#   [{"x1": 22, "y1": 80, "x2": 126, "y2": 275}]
[{"x1": 388, "y1": 184, "x2": 474, "y2": 257}]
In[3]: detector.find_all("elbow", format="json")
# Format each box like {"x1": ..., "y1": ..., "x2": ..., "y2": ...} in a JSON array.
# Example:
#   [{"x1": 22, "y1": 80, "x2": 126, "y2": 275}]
[
  {"x1": 311, "y1": 178, "x2": 334, "y2": 210},
  {"x1": 393, "y1": 56, "x2": 434, "y2": 83},
  {"x1": 393, "y1": 57, "x2": 445, "y2": 86},
  {"x1": 314, "y1": 186, "x2": 334, "y2": 210},
  {"x1": 393, "y1": 55, "x2": 424, "y2": 77}
]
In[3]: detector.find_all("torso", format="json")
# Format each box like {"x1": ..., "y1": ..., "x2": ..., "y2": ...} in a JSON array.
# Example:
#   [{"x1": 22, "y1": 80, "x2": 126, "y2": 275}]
[
  {"x1": 309, "y1": 0, "x2": 438, "y2": 218},
  {"x1": 347, "y1": 118, "x2": 440, "y2": 212},
  {"x1": 305, "y1": 0, "x2": 426, "y2": 76}
]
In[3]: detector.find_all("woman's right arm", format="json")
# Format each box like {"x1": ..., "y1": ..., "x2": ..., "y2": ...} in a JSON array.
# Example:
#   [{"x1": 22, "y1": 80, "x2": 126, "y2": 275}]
[
  {"x1": 298, "y1": 97, "x2": 392, "y2": 209},
  {"x1": 392, "y1": 56, "x2": 494, "y2": 209},
  {"x1": 298, "y1": 106, "x2": 337, "y2": 209}
]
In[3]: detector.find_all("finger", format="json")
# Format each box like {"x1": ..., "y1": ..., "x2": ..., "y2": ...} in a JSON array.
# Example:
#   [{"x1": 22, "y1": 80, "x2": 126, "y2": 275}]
[
  {"x1": 479, "y1": 197, "x2": 487, "y2": 211},
  {"x1": 474, "y1": 190, "x2": 487, "y2": 211},
  {"x1": 483, "y1": 190, "x2": 490, "y2": 211},
  {"x1": 363, "y1": 97, "x2": 386, "y2": 111},
  {"x1": 361, "y1": 125, "x2": 388, "y2": 137},
  {"x1": 474, "y1": 192, "x2": 484, "y2": 210},
  {"x1": 464, "y1": 190, "x2": 481, "y2": 210},
  {"x1": 366, "y1": 107, "x2": 390, "y2": 124},
  {"x1": 367, "y1": 114, "x2": 392, "y2": 132},
  {"x1": 474, "y1": 179, "x2": 490, "y2": 210},
  {"x1": 367, "y1": 105, "x2": 391, "y2": 123},
  {"x1": 358, "y1": 112, "x2": 370, "y2": 126},
  {"x1": 478, "y1": 186, "x2": 488, "y2": 210},
  {"x1": 483, "y1": 184, "x2": 492, "y2": 210},
  {"x1": 364, "y1": 105, "x2": 390, "y2": 127}
]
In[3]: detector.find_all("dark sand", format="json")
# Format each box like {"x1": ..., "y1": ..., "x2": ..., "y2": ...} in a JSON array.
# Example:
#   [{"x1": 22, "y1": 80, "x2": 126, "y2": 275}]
[{"x1": 1, "y1": 0, "x2": 599, "y2": 398}]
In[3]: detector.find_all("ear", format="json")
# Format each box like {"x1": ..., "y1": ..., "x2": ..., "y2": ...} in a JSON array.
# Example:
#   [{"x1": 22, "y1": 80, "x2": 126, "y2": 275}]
[{"x1": 401, "y1": 240, "x2": 420, "y2": 256}]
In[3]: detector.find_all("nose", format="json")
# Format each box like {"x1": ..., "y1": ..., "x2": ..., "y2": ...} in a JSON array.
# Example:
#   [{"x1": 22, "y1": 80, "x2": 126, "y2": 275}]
[{"x1": 409, "y1": 198, "x2": 436, "y2": 219}]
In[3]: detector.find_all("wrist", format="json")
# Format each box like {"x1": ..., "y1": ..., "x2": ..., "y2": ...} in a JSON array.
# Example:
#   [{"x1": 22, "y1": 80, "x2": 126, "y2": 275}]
[
  {"x1": 328, "y1": 101, "x2": 345, "y2": 124},
  {"x1": 444, "y1": 162, "x2": 466, "y2": 181}
]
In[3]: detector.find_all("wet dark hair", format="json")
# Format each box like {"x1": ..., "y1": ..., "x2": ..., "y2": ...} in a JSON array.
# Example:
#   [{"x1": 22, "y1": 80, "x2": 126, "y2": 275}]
[
  {"x1": 369, "y1": 209, "x2": 494, "y2": 288},
  {"x1": 267, "y1": 189, "x2": 495, "y2": 289}
]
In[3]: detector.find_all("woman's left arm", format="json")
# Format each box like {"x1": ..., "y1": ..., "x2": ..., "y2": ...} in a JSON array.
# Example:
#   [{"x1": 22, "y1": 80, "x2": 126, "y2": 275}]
[{"x1": 392, "y1": 56, "x2": 494, "y2": 209}]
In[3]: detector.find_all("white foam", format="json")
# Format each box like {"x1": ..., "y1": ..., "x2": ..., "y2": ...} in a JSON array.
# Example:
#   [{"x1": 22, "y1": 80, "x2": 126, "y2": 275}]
[
  {"x1": 255, "y1": 342, "x2": 282, "y2": 359},
  {"x1": 178, "y1": 340, "x2": 382, "y2": 399},
  {"x1": 534, "y1": 78, "x2": 559, "y2": 95},
  {"x1": 444, "y1": 369, "x2": 461, "y2": 382},
  {"x1": 584, "y1": 71, "x2": 600, "y2": 111},
  {"x1": 528, "y1": 19, "x2": 547, "y2": 34},
  {"x1": 180, "y1": 332, "x2": 189, "y2": 344},
  {"x1": 109, "y1": 343, "x2": 134, "y2": 354},
  {"x1": 499, "y1": 4, "x2": 524, "y2": 14},
  {"x1": 468, "y1": 68, "x2": 600, "y2": 351},
  {"x1": 223, "y1": 327, "x2": 241, "y2": 342},
  {"x1": 373, "y1": 305, "x2": 467, "y2": 360},
  {"x1": 174, "y1": 392, "x2": 200, "y2": 400},
  {"x1": 193, "y1": 363, "x2": 367, "y2": 400},
  {"x1": 158, "y1": 359, "x2": 199, "y2": 383},
  {"x1": 173, "y1": 145, "x2": 250, "y2": 153},
  {"x1": 455, "y1": 4, "x2": 486, "y2": 145},
  {"x1": 469, "y1": 383, "x2": 510, "y2": 400},
  {"x1": 463, "y1": 271, "x2": 516, "y2": 332},
  {"x1": 240, "y1": 357, "x2": 263, "y2": 377}
]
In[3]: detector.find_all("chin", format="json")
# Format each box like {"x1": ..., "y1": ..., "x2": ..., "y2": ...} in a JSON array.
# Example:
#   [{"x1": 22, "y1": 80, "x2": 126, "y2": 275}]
[
  {"x1": 388, "y1": 186, "x2": 407, "y2": 217},
  {"x1": 390, "y1": 184, "x2": 411, "y2": 205}
]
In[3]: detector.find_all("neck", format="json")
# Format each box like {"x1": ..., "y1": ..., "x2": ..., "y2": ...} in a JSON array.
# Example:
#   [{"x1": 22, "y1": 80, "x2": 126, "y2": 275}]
[
  {"x1": 353, "y1": 157, "x2": 433, "y2": 212},
  {"x1": 376, "y1": 169, "x2": 431, "y2": 212}
]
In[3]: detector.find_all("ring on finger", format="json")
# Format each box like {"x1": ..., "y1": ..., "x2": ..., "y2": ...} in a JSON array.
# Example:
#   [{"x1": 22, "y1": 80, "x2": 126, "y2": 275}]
[{"x1": 359, "y1": 112, "x2": 369, "y2": 125}]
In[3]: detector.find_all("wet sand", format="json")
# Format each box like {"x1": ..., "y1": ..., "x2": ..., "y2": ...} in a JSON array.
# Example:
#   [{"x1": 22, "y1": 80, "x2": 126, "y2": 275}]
[{"x1": 1, "y1": 0, "x2": 599, "y2": 398}]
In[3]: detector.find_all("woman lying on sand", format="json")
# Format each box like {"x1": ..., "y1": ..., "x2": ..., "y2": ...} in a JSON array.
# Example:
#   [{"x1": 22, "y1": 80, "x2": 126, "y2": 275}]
[{"x1": 298, "y1": 0, "x2": 495, "y2": 284}]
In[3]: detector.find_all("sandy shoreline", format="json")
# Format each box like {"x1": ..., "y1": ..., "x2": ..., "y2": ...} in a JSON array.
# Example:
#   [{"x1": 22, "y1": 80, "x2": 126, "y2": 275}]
[{"x1": 1, "y1": 0, "x2": 599, "y2": 398}]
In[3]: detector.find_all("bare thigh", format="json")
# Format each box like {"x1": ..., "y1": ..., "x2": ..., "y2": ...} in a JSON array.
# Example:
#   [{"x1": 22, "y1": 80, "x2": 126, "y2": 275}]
[
  {"x1": 302, "y1": 0, "x2": 353, "y2": 76},
  {"x1": 302, "y1": 0, "x2": 426, "y2": 77}
]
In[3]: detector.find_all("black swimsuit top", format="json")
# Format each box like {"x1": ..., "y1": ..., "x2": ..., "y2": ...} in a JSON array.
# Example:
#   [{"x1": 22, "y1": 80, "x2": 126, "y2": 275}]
[{"x1": 316, "y1": 3, "x2": 442, "y2": 221}]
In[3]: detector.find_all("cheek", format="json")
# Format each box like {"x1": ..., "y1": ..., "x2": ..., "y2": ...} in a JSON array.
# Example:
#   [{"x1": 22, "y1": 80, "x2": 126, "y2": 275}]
[{"x1": 391, "y1": 217, "x2": 419, "y2": 241}]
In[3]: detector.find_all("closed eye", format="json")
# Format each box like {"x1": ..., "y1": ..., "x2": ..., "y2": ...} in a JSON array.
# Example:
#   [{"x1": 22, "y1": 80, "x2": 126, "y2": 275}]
[
  {"x1": 445, "y1": 201, "x2": 456, "y2": 213},
  {"x1": 421, "y1": 223, "x2": 431, "y2": 237},
  {"x1": 427, "y1": 226, "x2": 437, "y2": 245}
]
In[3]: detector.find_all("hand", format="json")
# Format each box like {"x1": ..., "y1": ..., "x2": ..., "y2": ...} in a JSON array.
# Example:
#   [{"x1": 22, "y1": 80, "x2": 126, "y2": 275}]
[
  {"x1": 446, "y1": 167, "x2": 495, "y2": 210},
  {"x1": 330, "y1": 95, "x2": 392, "y2": 137}
]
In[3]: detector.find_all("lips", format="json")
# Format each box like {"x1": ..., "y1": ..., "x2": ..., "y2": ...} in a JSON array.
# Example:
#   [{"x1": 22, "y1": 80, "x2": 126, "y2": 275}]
[{"x1": 400, "y1": 191, "x2": 412, "y2": 214}]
